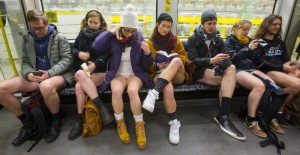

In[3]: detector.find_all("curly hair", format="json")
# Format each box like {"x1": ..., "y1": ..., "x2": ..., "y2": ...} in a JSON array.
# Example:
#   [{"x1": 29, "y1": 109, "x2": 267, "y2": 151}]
[
  {"x1": 253, "y1": 14, "x2": 282, "y2": 41},
  {"x1": 231, "y1": 20, "x2": 252, "y2": 36}
]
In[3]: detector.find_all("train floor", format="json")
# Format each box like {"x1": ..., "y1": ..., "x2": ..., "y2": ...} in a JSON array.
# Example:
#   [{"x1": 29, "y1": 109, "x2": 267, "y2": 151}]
[{"x1": 1, "y1": 98, "x2": 300, "y2": 155}]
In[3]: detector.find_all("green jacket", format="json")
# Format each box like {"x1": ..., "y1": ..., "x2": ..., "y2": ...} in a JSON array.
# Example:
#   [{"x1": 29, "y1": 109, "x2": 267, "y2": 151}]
[{"x1": 21, "y1": 27, "x2": 75, "y2": 85}]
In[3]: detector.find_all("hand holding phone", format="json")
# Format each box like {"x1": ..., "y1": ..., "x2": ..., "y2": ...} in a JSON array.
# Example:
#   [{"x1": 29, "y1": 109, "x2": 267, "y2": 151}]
[{"x1": 32, "y1": 71, "x2": 43, "y2": 76}]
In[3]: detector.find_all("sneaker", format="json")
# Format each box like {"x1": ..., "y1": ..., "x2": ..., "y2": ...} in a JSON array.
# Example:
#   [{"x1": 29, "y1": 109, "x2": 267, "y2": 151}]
[
  {"x1": 169, "y1": 119, "x2": 181, "y2": 144},
  {"x1": 270, "y1": 119, "x2": 284, "y2": 134},
  {"x1": 116, "y1": 119, "x2": 131, "y2": 144},
  {"x1": 244, "y1": 120, "x2": 267, "y2": 138},
  {"x1": 12, "y1": 125, "x2": 35, "y2": 146},
  {"x1": 142, "y1": 89, "x2": 159, "y2": 113},
  {"x1": 135, "y1": 121, "x2": 146, "y2": 149},
  {"x1": 275, "y1": 113, "x2": 289, "y2": 128},
  {"x1": 214, "y1": 115, "x2": 246, "y2": 140},
  {"x1": 45, "y1": 121, "x2": 61, "y2": 143}
]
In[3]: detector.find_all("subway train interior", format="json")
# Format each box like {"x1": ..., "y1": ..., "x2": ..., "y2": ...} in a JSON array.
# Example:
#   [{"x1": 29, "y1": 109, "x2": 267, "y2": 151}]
[{"x1": 0, "y1": 0, "x2": 300, "y2": 154}]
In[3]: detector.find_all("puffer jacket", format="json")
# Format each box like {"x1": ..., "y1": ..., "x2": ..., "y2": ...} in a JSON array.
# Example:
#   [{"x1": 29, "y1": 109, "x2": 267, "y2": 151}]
[{"x1": 21, "y1": 25, "x2": 75, "y2": 85}]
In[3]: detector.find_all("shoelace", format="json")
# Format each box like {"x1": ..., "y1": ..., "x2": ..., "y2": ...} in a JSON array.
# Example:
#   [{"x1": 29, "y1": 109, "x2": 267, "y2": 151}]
[
  {"x1": 169, "y1": 121, "x2": 180, "y2": 134},
  {"x1": 149, "y1": 90, "x2": 159, "y2": 100},
  {"x1": 253, "y1": 121, "x2": 262, "y2": 130},
  {"x1": 117, "y1": 120, "x2": 128, "y2": 133},
  {"x1": 136, "y1": 122, "x2": 145, "y2": 136},
  {"x1": 272, "y1": 119, "x2": 279, "y2": 126}
]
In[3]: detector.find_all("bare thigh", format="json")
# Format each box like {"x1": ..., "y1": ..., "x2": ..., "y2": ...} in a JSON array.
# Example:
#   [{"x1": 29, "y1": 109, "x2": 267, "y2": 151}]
[
  {"x1": 90, "y1": 72, "x2": 106, "y2": 87},
  {"x1": 197, "y1": 69, "x2": 222, "y2": 86},
  {"x1": 236, "y1": 71, "x2": 264, "y2": 90},
  {"x1": 0, "y1": 77, "x2": 39, "y2": 94}
]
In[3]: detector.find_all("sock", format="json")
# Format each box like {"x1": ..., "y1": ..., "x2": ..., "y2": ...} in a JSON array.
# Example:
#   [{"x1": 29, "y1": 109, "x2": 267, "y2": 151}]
[
  {"x1": 278, "y1": 111, "x2": 283, "y2": 114},
  {"x1": 154, "y1": 78, "x2": 169, "y2": 92},
  {"x1": 218, "y1": 97, "x2": 231, "y2": 116},
  {"x1": 246, "y1": 116, "x2": 256, "y2": 122},
  {"x1": 92, "y1": 96, "x2": 103, "y2": 107},
  {"x1": 51, "y1": 112, "x2": 60, "y2": 123},
  {"x1": 168, "y1": 112, "x2": 177, "y2": 121},
  {"x1": 114, "y1": 112, "x2": 124, "y2": 120},
  {"x1": 133, "y1": 114, "x2": 143, "y2": 122},
  {"x1": 17, "y1": 113, "x2": 27, "y2": 125}
]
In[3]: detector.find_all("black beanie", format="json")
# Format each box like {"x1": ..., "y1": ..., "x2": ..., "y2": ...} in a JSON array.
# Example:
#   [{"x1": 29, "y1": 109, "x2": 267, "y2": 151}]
[
  {"x1": 201, "y1": 9, "x2": 217, "y2": 24},
  {"x1": 157, "y1": 13, "x2": 173, "y2": 23}
]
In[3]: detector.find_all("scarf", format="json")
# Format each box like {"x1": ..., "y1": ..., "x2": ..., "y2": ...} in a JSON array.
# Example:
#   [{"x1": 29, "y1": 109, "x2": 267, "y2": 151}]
[
  {"x1": 151, "y1": 27, "x2": 177, "y2": 52},
  {"x1": 236, "y1": 35, "x2": 249, "y2": 44}
]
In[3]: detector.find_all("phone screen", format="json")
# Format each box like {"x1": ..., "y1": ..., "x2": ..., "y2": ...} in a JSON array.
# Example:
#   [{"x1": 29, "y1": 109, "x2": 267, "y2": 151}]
[{"x1": 32, "y1": 71, "x2": 43, "y2": 76}]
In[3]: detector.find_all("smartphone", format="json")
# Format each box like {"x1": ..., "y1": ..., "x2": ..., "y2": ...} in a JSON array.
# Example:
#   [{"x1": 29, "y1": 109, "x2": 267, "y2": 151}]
[{"x1": 32, "y1": 71, "x2": 43, "y2": 76}]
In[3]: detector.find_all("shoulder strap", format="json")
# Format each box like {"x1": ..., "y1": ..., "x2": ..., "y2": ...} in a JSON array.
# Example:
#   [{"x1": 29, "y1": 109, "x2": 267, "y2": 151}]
[{"x1": 149, "y1": 38, "x2": 171, "y2": 53}]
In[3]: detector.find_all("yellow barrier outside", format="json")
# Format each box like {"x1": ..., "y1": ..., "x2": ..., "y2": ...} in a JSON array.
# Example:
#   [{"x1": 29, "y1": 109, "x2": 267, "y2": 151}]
[{"x1": 0, "y1": 12, "x2": 18, "y2": 77}]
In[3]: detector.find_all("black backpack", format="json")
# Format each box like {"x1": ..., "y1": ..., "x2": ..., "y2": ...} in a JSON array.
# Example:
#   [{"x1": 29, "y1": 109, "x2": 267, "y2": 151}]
[
  {"x1": 21, "y1": 90, "x2": 51, "y2": 152},
  {"x1": 240, "y1": 73, "x2": 288, "y2": 154}
]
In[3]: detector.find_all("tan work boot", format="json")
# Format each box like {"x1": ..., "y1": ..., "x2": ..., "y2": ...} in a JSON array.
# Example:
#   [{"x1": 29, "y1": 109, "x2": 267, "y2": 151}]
[
  {"x1": 135, "y1": 121, "x2": 146, "y2": 149},
  {"x1": 116, "y1": 119, "x2": 131, "y2": 144},
  {"x1": 244, "y1": 120, "x2": 267, "y2": 138},
  {"x1": 270, "y1": 119, "x2": 284, "y2": 134}
]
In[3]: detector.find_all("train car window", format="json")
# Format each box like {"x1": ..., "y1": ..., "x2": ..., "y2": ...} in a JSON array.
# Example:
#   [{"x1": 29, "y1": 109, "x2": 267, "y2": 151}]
[
  {"x1": 42, "y1": 0, "x2": 156, "y2": 39},
  {"x1": 177, "y1": 0, "x2": 276, "y2": 39}
]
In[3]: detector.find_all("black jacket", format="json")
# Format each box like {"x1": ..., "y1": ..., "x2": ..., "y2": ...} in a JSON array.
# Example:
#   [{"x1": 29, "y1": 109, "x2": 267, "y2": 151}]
[{"x1": 72, "y1": 28, "x2": 110, "y2": 72}]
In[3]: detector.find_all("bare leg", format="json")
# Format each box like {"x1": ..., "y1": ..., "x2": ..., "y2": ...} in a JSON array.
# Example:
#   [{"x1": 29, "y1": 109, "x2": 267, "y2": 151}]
[
  {"x1": 127, "y1": 76, "x2": 143, "y2": 115},
  {"x1": 111, "y1": 75, "x2": 127, "y2": 114},
  {"x1": 159, "y1": 58, "x2": 185, "y2": 84}
]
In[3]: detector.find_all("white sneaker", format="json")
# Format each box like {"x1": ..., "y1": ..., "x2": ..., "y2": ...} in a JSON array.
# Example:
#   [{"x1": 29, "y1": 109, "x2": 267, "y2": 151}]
[
  {"x1": 142, "y1": 89, "x2": 159, "y2": 113},
  {"x1": 169, "y1": 119, "x2": 181, "y2": 144}
]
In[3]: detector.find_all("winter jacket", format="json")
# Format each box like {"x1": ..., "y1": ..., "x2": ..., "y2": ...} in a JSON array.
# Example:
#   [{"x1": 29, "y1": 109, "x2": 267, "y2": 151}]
[
  {"x1": 92, "y1": 31, "x2": 154, "y2": 92},
  {"x1": 21, "y1": 25, "x2": 75, "y2": 85}
]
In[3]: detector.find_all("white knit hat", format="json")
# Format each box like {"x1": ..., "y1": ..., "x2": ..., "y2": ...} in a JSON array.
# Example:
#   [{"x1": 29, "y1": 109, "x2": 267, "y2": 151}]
[{"x1": 120, "y1": 4, "x2": 138, "y2": 29}]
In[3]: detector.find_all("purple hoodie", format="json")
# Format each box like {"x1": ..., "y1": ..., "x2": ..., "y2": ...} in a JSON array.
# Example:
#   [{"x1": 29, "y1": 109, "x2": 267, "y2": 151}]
[{"x1": 93, "y1": 31, "x2": 154, "y2": 92}]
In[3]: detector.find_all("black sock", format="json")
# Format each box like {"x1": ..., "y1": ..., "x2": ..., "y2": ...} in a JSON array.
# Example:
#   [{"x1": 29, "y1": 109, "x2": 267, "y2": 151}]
[
  {"x1": 218, "y1": 97, "x2": 231, "y2": 116},
  {"x1": 246, "y1": 116, "x2": 256, "y2": 122},
  {"x1": 51, "y1": 112, "x2": 60, "y2": 123},
  {"x1": 168, "y1": 112, "x2": 177, "y2": 121},
  {"x1": 92, "y1": 96, "x2": 103, "y2": 107},
  {"x1": 17, "y1": 113, "x2": 27, "y2": 125},
  {"x1": 154, "y1": 78, "x2": 169, "y2": 92}
]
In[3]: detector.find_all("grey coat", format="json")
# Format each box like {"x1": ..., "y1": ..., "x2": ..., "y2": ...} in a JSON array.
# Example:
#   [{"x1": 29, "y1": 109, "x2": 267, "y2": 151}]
[{"x1": 21, "y1": 27, "x2": 75, "y2": 85}]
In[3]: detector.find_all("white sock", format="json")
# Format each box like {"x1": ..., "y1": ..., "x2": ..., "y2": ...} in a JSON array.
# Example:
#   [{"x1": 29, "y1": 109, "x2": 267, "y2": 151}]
[
  {"x1": 114, "y1": 112, "x2": 124, "y2": 120},
  {"x1": 133, "y1": 114, "x2": 143, "y2": 122}
]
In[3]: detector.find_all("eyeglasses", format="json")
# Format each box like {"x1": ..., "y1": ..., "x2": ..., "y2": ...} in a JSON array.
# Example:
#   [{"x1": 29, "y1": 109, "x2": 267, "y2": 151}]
[
  {"x1": 122, "y1": 28, "x2": 137, "y2": 35},
  {"x1": 31, "y1": 25, "x2": 46, "y2": 32}
]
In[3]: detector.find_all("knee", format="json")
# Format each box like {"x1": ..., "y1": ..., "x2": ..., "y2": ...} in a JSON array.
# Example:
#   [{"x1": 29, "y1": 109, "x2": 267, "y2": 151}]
[
  {"x1": 170, "y1": 58, "x2": 183, "y2": 68},
  {"x1": 111, "y1": 88, "x2": 123, "y2": 98},
  {"x1": 127, "y1": 87, "x2": 139, "y2": 98},
  {"x1": 39, "y1": 81, "x2": 55, "y2": 95},
  {"x1": 253, "y1": 82, "x2": 266, "y2": 94},
  {"x1": 75, "y1": 70, "x2": 88, "y2": 82}
]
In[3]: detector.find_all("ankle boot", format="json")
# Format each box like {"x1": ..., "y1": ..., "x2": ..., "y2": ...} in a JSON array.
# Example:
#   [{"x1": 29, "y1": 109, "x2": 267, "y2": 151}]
[
  {"x1": 135, "y1": 121, "x2": 146, "y2": 149},
  {"x1": 116, "y1": 119, "x2": 131, "y2": 144},
  {"x1": 12, "y1": 124, "x2": 34, "y2": 146},
  {"x1": 68, "y1": 116, "x2": 83, "y2": 140},
  {"x1": 94, "y1": 101, "x2": 114, "y2": 126}
]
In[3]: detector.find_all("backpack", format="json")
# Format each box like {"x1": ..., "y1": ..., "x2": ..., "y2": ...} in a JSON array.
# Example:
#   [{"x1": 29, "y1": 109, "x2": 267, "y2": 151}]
[
  {"x1": 21, "y1": 90, "x2": 51, "y2": 152},
  {"x1": 285, "y1": 92, "x2": 300, "y2": 125},
  {"x1": 82, "y1": 99, "x2": 103, "y2": 136}
]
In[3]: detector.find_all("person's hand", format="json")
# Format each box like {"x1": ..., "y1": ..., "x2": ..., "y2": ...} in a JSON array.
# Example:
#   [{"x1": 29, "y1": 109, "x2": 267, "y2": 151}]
[
  {"x1": 211, "y1": 53, "x2": 230, "y2": 64},
  {"x1": 78, "y1": 51, "x2": 90, "y2": 61},
  {"x1": 157, "y1": 62, "x2": 168, "y2": 70},
  {"x1": 28, "y1": 70, "x2": 49, "y2": 82},
  {"x1": 283, "y1": 61, "x2": 297, "y2": 73},
  {"x1": 87, "y1": 61, "x2": 96, "y2": 73},
  {"x1": 110, "y1": 27, "x2": 118, "y2": 35},
  {"x1": 249, "y1": 39, "x2": 259, "y2": 50},
  {"x1": 140, "y1": 41, "x2": 150, "y2": 55}
]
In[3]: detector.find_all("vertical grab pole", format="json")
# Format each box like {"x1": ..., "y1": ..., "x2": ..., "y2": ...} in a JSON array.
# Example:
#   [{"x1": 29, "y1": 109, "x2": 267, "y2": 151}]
[{"x1": 0, "y1": 12, "x2": 18, "y2": 77}]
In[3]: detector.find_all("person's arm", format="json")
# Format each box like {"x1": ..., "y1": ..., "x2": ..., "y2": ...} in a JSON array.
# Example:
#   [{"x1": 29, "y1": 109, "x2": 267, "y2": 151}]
[
  {"x1": 21, "y1": 38, "x2": 35, "y2": 81},
  {"x1": 71, "y1": 32, "x2": 81, "y2": 60},
  {"x1": 92, "y1": 30, "x2": 113, "y2": 54},
  {"x1": 187, "y1": 36, "x2": 210, "y2": 67},
  {"x1": 47, "y1": 34, "x2": 73, "y2": 77}
]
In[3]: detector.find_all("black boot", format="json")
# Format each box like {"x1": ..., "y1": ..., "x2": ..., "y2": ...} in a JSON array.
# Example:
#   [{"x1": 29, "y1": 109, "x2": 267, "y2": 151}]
[
  {"x1": 68, "y1": 114, "x2": 83, "y2": 140},
  {"x1": 12, "y1": 124, "x2": 34, "y2": 146},
  {"x1": 45, "y1": 120, "x2": 61, "y2": 143},
  {"x1": 93, "y1": 97, "x2": 114, "y2": 126}
]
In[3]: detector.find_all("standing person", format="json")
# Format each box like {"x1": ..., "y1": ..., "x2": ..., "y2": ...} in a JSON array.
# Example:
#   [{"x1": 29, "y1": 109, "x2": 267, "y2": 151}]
[
  {"x1": 142, "y1": 13, "x2": 185, "y2": 144},
  {"x1": 187, "y1": 9, "x2": 245, "y2": 140},
  {"x1": 68, "y1": 10, "x2": 114, "y2": 141},
  {"x1": 252, "y1": 14, "x2": 300, "y2": 133},
  {"x1": 225, "y1": 20, "x2": 277, "y2": 138},
  {"x1": 0, "y1": 10, "x2": 74, "y2": 145},
  {"x1": 93, "y1": 4, "x2": 153, "y2": 149}
]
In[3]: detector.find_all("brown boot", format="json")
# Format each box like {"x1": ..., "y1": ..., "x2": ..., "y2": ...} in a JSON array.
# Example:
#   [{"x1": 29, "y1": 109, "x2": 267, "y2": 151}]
[
  {"x1": 116, "y1": 119, "x2": 131, "y2": 144},
  {"x1": 135, "y1": 121, "x2": 146, "y2": 149}
]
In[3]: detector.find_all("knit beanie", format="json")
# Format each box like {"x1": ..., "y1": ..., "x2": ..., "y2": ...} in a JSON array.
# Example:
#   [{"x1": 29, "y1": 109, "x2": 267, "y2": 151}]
[
  {"x1": 120, "y1": 4, "x2": 138, "y2": 29},
  {"x1": 201, "y1": 9, "x2": 217, "y2": 24},
  {"x1": 157, "y1": 13, "x2": 173, "y2": 23}
]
